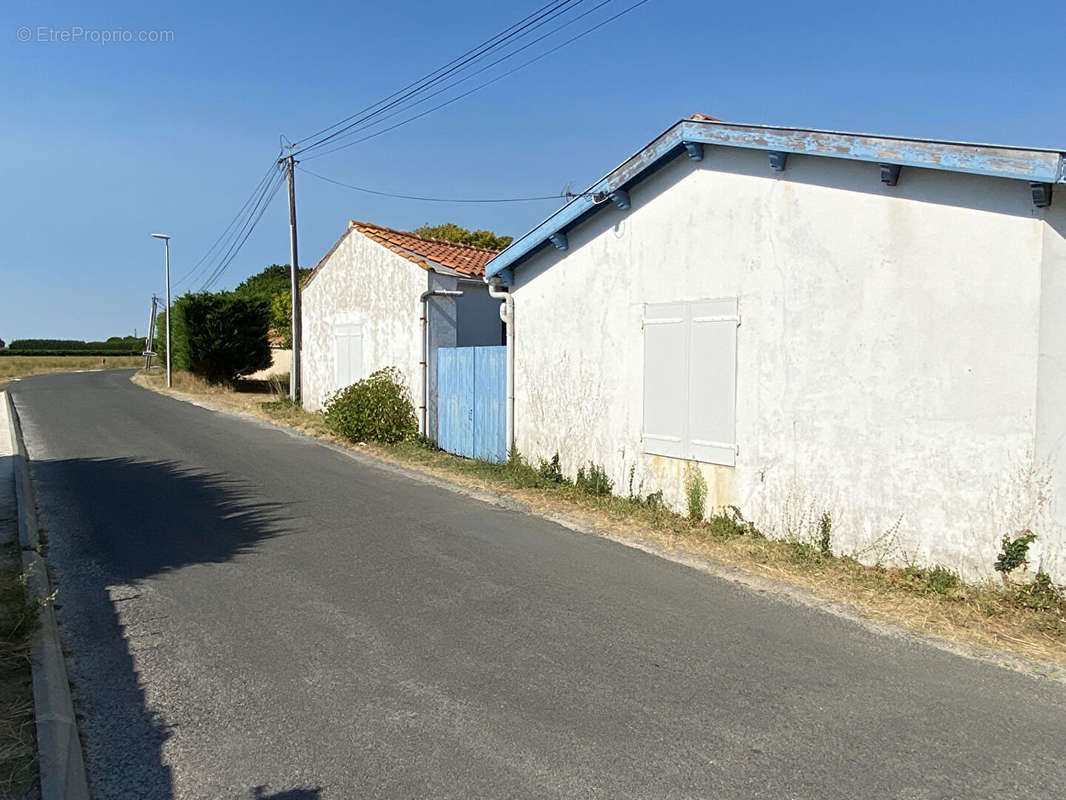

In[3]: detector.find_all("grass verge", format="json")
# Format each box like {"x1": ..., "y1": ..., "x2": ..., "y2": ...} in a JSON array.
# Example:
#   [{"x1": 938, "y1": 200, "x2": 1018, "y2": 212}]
[
  {"x1": 0, "y1": 355, "x2": 142, "y2": 393},
  {"x1": 0, "y1": 540, "x2": 37, "y2": 798},
  {"x1": 134, "y1": 370, "x2": 1066, "y2": 673}
]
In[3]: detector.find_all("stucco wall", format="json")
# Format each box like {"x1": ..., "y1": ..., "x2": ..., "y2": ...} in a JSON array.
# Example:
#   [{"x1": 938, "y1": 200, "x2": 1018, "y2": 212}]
[
  {"x1": 1035, "y1": 203, "x2": 1066, "y2": 576},
  {"x1": 301, "y1": 230, "x2": 425, "y2": 413},
  {"x1": 509, "y1": 148, "x2": 1061, "y2": 580}
]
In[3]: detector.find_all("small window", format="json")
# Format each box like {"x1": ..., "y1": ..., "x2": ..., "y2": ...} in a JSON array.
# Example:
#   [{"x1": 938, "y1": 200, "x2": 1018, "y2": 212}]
[
  {"x1": 642, "y1": 299, "x2": 737, "y2": 466},
  {"x1": 334, "y1": 323, "x2": 363, "y2": 389}
]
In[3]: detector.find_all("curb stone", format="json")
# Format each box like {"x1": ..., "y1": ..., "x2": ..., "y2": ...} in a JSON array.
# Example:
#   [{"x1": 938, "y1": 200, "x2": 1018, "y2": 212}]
[{"x1": 3, "y1": 391, "x2": 90, "y2": 800}]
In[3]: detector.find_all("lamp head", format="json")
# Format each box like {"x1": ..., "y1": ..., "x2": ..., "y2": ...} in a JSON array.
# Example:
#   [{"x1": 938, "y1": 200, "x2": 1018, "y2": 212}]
[{"x1": 150, "y1": 233, "x2": 170, "y2": 240}]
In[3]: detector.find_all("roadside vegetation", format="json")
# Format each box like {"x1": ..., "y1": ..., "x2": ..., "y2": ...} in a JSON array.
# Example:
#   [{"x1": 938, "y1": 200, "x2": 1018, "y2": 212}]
[
  {"x1": 0, "y1": 355, "x2": 142, "y2": 392},
  {"x1": 135, "y1": 368, "x2": 1066, "y2": 672},
  {"x1": 0, "y1": 542, "x2": 37, "y2": 797},
  {"x1": 163, "y1": 292, "x2": 272, "y2": 384}
]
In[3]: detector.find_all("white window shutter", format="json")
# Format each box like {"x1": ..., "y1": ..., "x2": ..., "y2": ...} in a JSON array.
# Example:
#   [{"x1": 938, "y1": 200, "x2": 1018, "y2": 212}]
[
  {"x1": 334, "y1": 332, "x2": 349, "y2": 388},
  {"x1": 642, "y1": 302, "x2": 688, "y2": 459},
  {"x1": 334, "y1": 324, "x2": 363, "y2": 389},
  {"x1": 687, "y1": 298, "x2": 737, "y2": 466}
]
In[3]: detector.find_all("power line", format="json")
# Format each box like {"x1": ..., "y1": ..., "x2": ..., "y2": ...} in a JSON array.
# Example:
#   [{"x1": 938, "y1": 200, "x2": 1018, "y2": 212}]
[
  {"x1": 301, "y1": 0, "x2": 653, "y2": 161},
  {"x1": 292, "y1": 0, "x2": 584, "y2": 156},
  {"x1": 292, "y1": 0, "x2": 577, "y2": 148},
  {"x1": 200, "y1": 167, "x2": 286, "y2": 292},
  {"x1": 172, "y1": 162, "x2": 281, "y2": 291},
  {"x1": 178, "y1": 1, "x2": 654, "y2": 298},
  {"x1": 301, "y1": 0, "x2": 612, "y2": 159},
  {"x1": 298, "y1": 165, "x2": 566, "y2": 203},
  {"x1": 180, "y1": 2, "x2": 588, "y2": 289},
  {"x1": 199, "y1": 164, "x2": 287, "y2": 292}
]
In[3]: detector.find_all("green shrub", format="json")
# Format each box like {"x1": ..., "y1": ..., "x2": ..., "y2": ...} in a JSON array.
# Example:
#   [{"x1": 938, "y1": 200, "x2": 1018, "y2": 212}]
[
  {"x1": 643, "y1": 490, "x2": 665, "y2": 509},
  {"x1": 414, "y1": 433, "x2": 438, "y2": 451},
  {"x1": 576, "y1": 462, "x2": 613, "y2": 496},
  {"x1": 323, "y1": 367, "x2": 418, "y2": 444},
  {"x1": 537, "y1": 453, "x2": 568, "y2": 484},
  {"x1": 902, "y1": 565, "x2": 961, "y2": 596},
  {"x1": 685, "y1": 468, "x2": 707, "y2": 522},
  {"x1": 995, "y1": 530, "x2": 1037, "y2": 574},
  {"x1": 168, "y1": 292, "x2": 271, "y2": 384},
  {"x1": 707, "y1": 507, "x2": 761, "y2": 540},
  {"x1": 1014, "y1": 572, "x2": 1065, "y2": 612}
]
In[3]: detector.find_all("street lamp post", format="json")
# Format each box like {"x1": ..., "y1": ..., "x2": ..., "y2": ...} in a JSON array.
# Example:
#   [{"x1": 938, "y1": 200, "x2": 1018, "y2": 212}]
[{"x1": 151, "y1": 233, "x2": 172, "y2": 388}]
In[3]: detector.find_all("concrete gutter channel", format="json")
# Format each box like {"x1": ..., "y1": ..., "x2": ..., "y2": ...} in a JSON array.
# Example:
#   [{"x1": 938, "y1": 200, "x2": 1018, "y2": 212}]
[{"x1": 2, "y1": 391, "x2": 90, "y2": 800}]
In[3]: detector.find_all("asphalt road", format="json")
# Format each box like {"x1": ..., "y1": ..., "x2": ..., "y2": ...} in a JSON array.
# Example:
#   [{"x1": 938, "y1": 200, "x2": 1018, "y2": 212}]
[{"x1": 10, "y1": 370, "x2": 1066, "y2": 799}]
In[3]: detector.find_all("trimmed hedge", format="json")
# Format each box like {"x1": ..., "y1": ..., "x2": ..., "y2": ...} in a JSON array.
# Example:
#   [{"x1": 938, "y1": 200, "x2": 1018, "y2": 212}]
[
  {"x1": 0, "y1": 350, "x2": 142, "y2": 357},
  {"x1": 169, "y1": 292, "x2": 271, "y2": 384},
  {"x1": 7, "y1": 337, "x2": 143, "y2": 352}
]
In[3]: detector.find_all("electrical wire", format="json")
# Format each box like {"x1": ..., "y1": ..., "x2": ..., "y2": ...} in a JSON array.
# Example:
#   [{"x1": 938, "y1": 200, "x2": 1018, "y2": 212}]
[
  {"x1": 299, "y1": 0, "x2": 612, "y2": 159},
  {"x1": 301, "y1": 0, "x2": 653, "y2": 161},
  {"x1": 292, "y1": 0, "x2": 585, "y2": 156},
  {"x1": 198, "y1": 164, "x2": 287, "y2": 292},
  {"x1": 292, "y1": 0, "x2": 577, "y2": 148},
  {"x1": 180, "y1": 1, "x2": 654, "y2": 295},
  {"x1": 298, "y1": 165, "x2": 567, "y2": 203},
  {"x1": 199, "y1": 166, "x2": 286, "y2": 292},
  {"x1": 171, "y1": 162, "x2": 280, "y2": 290}
]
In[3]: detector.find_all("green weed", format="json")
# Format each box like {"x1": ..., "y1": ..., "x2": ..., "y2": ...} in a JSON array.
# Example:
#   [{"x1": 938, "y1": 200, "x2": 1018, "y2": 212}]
[
  {"x1": 576, "y1": 462, "x2": 613, "y2": 497},
  {"x1": 995, "y1": 530, "x2": 1037, "y2": 574},
  {"x1": 685, "y1": 468, "x2": 708, "y2": 523},
  {"x1": 902, "y1": 565, "x2": 962, "y2": 596}
]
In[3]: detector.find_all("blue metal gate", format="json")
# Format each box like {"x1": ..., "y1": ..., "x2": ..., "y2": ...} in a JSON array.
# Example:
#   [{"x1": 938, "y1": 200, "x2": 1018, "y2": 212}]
[{"x1": 437, "y1": 346, "x2": 506, "y2": 463}]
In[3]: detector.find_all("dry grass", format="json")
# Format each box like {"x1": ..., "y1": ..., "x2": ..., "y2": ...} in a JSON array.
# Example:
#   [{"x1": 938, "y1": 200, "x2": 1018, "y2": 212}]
[
  {"x1": 0, "y1": 542, "x2": 37, "y2": 798},
  {"x1": 134, "y1": 371, "x2": 1066, "y2": 673},
  {"x1": 0, "y1": 355, "x2": 142, "y2": 392}
]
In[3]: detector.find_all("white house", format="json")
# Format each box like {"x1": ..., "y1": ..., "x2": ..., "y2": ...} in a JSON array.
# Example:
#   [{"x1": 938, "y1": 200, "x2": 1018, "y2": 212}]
[
  {"x1": 301, "y1": 221, "x2": 503, "y2": 436},
  {"x1": 482, "y1": 117, "x2": 1066, "y2": 581}
]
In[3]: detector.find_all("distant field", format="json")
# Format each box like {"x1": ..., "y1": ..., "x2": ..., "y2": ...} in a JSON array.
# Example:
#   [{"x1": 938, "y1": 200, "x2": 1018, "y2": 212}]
[{"x1": 0, "y1": 355, "x2": 142, "y2": 392}]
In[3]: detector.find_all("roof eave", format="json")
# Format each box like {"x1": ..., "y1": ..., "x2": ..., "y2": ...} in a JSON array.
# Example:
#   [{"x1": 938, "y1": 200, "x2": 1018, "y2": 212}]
[{"x1": 484, "y1": 120, "x2": 1066, "y2": 281}]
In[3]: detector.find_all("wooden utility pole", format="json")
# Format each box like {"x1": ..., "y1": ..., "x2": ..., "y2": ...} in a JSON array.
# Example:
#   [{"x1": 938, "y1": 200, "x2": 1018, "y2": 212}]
[{"x1": 284, "y1": 154, "x2": 302, "y2": 404}]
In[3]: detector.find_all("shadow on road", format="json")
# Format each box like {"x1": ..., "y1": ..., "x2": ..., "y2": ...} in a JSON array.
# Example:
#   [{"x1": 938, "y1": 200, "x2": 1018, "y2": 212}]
[
  {"x1": 251, "y1": 786, "x2": 322, "y2": 799},
  {"x1": 31, "y1": 456, "x2": 290, "y2": 799}
]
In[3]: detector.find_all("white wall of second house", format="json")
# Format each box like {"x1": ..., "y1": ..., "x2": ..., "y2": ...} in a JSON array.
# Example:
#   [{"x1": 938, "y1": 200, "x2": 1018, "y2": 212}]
[
  {"x1": 301, "y1": 230, "x2": 425, "y2": 413},
  {"x1": 509, "y1": 147, "x2": 1058, "y2": 580},
  {"x1": 1034, "y1": 202, "x2": 1066, "y2": 577}
]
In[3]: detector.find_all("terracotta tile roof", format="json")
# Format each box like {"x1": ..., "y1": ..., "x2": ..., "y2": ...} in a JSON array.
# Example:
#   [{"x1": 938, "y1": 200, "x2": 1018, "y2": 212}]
[{"x1": 350, "y1": 220, "x2": 500, "y2": 277}]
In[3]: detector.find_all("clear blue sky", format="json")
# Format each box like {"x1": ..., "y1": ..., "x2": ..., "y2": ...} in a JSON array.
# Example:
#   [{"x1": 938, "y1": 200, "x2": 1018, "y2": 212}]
[{"x1": 1, "y1": 0, "x2": 1062, "y2": 341}]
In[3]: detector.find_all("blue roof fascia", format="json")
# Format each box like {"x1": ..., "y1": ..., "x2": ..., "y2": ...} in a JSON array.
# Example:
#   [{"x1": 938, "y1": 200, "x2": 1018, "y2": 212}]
[
  {"x1": 680, "y1": 121, "x2": 1066, "y2": 185},
  {"x1": 484, "y1": 120, "x2": 1066, "y2": 281},
  {"x1": 485, "y1": 123, "x2": 688, "y2": 280}
]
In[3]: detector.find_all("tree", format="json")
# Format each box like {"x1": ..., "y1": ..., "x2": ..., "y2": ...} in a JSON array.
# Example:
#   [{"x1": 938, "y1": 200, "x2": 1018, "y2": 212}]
[
  {"x1": 412, "y1": 223, "x2": 512, "y2": 251},
  {"x1": 169, "y1": 292, "x2": 272, "y2": 384},
  {"x1": 233, "y1": 264, "x2": 311, "y2": 347},
  {"x1": 0, "y1": 338, "x2": 5, "y2": 349}
]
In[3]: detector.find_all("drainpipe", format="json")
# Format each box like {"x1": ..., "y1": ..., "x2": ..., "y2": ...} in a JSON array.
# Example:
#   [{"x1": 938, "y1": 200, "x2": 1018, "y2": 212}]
[
  {"x1": 419, "y1": 288, "x2": 463, "y2": 437},
  {"x1": 486, "y1": 276, "x2": 514, "y2": 457}
]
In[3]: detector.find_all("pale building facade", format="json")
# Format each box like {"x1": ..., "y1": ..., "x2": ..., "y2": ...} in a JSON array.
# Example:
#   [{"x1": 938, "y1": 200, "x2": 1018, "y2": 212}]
[
  {"x1": 301, "y1": 221, "x2": 502, "y2": 436},
  {"x1": 484, "y1": 118, "x2": 1066, "y2": 581}
]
